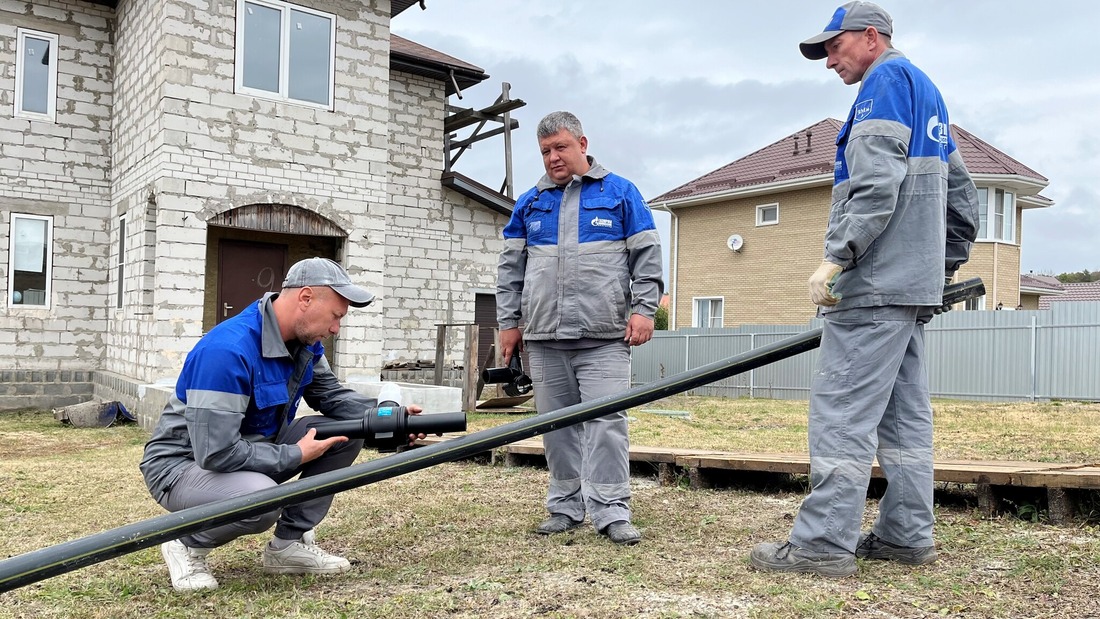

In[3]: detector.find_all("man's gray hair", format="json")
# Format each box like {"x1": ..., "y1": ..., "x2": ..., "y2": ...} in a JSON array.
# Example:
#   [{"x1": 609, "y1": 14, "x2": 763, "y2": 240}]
[{"x1": 537, "y1": 111, "x2": 584, "y2": 140}]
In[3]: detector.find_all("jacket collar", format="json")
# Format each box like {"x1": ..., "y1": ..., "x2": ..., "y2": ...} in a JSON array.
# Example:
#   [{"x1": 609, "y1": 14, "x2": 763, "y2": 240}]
[
  {"x1": 259, "y1": 292, "x2": 292, "y2": 359},
  {"x1": 535, "y1": 155, "x2": 610, "y2": 192},
  {"x1": 862, "y1": 47, "x2": 906, "y2": 85}
]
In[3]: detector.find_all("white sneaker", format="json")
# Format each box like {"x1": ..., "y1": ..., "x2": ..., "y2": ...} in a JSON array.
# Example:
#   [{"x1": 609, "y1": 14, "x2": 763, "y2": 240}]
[
  {"x1": 263, "y1": 530, "x2": 351, "y2": 575},
  {"x1": 161, "y1": 539, "x2": 218, "y2": 592}
]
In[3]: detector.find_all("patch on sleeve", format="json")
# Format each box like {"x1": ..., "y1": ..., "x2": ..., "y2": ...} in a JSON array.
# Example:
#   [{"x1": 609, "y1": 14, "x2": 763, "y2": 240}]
[{"x1": 854, "y1": 99, "x2": 873, "y2": 122}]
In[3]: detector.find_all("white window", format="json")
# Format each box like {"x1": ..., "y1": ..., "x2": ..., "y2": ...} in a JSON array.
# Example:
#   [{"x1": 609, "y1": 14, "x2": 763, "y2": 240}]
[
  {"x1": 116, "y1": 215, "x2": 126, "y2": 309},
  {"x1": 8, "y1": 214, "x2": 54, "y2": 308},
  {"x1": 976, "y1": 187, "x2": 1015, "y2": 243},
  {"x1": 964, "y1": 295, "x2": 985, "y2": 311},
  {"x1": 14, "y1": 29, "x2": 59, "y2": 121},
  {"x1": 693, "y1": 297, "x2": 724, "y2": 328},
  {"x1": 235, "y1": 0, "x2": 336, "y2": 109},
  {"x1": 756, "y1": 203, "x2": 779, "y2": 226}
]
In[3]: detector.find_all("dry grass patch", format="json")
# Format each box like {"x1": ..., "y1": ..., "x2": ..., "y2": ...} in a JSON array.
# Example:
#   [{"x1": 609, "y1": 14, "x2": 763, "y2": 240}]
[
  {"x1": 3, "y1": 400, "x2": 1100, "y2": 618},
  {"x1": 471, "y1": 396, "x2": 1100, "y2": 462}
]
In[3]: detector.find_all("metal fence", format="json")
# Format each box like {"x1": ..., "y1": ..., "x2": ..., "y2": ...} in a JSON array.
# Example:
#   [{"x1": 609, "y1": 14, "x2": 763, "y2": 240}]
[{"x1": 629, "y1": 302, "x2": 1100, "y2": 402}]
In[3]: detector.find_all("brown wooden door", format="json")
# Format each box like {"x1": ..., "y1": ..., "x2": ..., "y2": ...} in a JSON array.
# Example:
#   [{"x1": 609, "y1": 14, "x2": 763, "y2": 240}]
[
  {"x1": 474, "y1": 293, "x2": 498, "y2": 368},
  {"x1": 217, "y1": 240, "x2": 288, "y2": 323}
]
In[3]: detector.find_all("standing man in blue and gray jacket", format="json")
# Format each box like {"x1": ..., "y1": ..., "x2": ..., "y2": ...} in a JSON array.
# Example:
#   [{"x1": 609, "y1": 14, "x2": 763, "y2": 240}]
[
  {"x1": 750, "y1": 2, "x2": 979, "y2": 576},
  {"x1": 496, "y1": 111, "x2": 664, "y2": 545}
]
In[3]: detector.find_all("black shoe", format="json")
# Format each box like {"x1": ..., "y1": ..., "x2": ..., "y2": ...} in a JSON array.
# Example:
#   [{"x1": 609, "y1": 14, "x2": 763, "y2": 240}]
[
  {"x1": 535, "y1": 514, "x2": 583, "y2": 535},
  {"x1": 856, "y1": 532, "x2": 937, "y2": 565},
  {"x1": 749, "y1": 541, "x2": 856, "y2": 577},
  {"x1": 600, "y1": 521, "x2": 641, "y2": 546}
]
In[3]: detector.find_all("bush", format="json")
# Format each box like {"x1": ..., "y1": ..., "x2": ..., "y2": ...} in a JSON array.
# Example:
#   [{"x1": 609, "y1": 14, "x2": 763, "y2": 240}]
[{"x1": 654, "y1": 305, "x2": 669, "y2": 330}]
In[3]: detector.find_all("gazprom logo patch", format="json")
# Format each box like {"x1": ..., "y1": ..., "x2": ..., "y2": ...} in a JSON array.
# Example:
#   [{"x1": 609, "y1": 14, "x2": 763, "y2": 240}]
[
  {"x1": 926, "y1": 115, "x2": 948, "y2": 146},
  {"x1": 591, "y1": 217, "x2": 613, "y2": 229},
  {"x1": 528, "y1": 220, "x2": 541, "y2": 233},
  {"x1": 854, "y1": 99, "x2": 873, "y2": 122}
]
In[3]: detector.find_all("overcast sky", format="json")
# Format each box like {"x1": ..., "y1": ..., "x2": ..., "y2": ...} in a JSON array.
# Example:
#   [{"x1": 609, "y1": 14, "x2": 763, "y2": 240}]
[{"x1": 393, "y1": 1, "x2": 1100, "y2": 277}]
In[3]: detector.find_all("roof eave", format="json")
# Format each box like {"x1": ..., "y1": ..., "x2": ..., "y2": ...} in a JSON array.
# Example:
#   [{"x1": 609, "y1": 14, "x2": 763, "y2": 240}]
[
  {"x1": 969, "y1": 173, "x2": 1050, "y2": 199},
  {"x1": 1021, "y1": 286, "x2": 1066, "y2": 296},
  {"x1": 390, "y1": 54, "x2": 488, "y2": 96},
  {"x1": 652, "y1": 174, "x2": 832, "y2": 209}
]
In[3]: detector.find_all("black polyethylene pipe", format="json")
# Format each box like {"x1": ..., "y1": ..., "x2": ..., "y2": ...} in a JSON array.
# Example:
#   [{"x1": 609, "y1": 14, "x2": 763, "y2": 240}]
[{"x1": 0, "y1": 279, "x2": 983, "y2": 593}]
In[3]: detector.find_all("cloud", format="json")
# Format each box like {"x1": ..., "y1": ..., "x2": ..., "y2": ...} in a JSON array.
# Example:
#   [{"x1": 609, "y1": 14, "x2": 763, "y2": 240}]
[{"x1": 394, "y1": 1, "x2": 1100, "y2": 275}]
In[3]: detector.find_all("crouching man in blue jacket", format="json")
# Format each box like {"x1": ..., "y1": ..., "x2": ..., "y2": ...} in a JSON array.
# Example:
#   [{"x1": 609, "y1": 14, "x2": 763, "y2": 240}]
[{"x1": 141, "y1": 257, "x2": 422, "y2": 591}]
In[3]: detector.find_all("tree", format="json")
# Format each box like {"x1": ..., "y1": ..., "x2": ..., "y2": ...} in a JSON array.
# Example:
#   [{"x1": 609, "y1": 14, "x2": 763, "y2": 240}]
[
  {"x1": 1056, "y1": 269, "x2": 1099, "y2": 284},
  {"x1": 654, "y1": 305, "x2": 669, "y2": 330}
]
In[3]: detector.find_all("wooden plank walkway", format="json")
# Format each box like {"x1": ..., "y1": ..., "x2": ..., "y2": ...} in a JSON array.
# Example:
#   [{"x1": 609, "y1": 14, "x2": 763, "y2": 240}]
[{"x1": 418, "y1": 436, "x2": 1100, "y2": 523}]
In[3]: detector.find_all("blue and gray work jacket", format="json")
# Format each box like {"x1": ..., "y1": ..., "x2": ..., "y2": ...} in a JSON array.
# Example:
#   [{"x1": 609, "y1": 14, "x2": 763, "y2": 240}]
[
  {"x1": 825, "y1": 48, "x2": 980, "y2": 310},
  {"x1": 139, "y1": 293, "x2": 373, "y2": 501},
  {"x1": 496, "y1": 157, "x2": 664, "y2": 340}
]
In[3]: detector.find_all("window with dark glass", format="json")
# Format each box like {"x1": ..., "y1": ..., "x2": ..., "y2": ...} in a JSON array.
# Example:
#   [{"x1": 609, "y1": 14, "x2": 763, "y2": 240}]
[
  {"x1": 236, "y1": 0, "x2": 335, "y2": 108},
  {"x1": 8, "y1": 214, "x2": 53, "y2": 308},
  {"x1": 15, "y1": 29, "x2": 59, "y2": 120}
]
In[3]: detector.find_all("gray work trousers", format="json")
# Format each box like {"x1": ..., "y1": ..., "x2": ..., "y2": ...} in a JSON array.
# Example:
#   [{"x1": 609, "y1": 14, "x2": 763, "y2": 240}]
[
  {"x1": 159, "y1": 416, "x2": 364, "y2": 549},
  {"x1": 527, "y1": 340, "x2": 632, "y2": 531},
  {"x1": 789, "y1": 305, "x2": 935, "y2": 555}
]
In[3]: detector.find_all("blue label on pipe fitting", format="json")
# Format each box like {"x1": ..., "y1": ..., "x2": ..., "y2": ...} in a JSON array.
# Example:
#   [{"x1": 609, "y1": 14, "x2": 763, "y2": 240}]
[{"x1": 378, "y1": 407, "x2": 393, "y2": 417}]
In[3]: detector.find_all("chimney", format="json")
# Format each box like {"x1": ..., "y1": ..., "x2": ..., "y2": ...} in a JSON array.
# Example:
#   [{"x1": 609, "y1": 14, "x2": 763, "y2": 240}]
[
  {"x1": 805, "y1": 129, "x2": 813, "y2": 152},
  {"x1": 792, "y1": 135, "x2": 800, "y2": 155}
]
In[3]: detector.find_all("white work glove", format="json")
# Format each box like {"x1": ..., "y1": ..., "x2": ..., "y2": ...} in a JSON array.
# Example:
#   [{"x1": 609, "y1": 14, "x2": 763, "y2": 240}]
[{"x1": 808, "y1": 260, "x2": 844, "y2": 306}]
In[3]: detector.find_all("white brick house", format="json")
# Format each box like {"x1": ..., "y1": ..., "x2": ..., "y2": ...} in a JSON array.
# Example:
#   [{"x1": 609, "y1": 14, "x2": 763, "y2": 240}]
[{"x1": 0, "y1": 0, "x2": 513, "y2": 417}]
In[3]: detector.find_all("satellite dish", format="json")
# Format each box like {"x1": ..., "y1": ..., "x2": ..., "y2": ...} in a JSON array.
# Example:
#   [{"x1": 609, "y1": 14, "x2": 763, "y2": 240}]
[{"x1": 726, "y1": 234, "x2": 744, "y2": 252}]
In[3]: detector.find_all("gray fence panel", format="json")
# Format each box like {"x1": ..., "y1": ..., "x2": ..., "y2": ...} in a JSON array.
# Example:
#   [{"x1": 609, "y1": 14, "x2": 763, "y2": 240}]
[{"x1": 631, "y1": 303, "x2": 1100, "y2": 402}]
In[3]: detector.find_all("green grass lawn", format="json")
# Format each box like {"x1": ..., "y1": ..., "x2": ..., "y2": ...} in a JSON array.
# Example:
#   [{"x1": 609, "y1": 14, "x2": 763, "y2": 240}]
[{"x1": 2, "y1": 399, "x2": 1099, "y2": 618}]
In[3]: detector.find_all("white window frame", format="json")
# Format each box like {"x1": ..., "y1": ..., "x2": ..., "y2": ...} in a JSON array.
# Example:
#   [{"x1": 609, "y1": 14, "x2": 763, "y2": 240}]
[
  {"x1": 756, "y1": 203, "x2": 779, "y2": 227},
  {"x1": 14, "y1": 28, "x2": 60, "y2": 122},
  {"x1": 234, "y1": 0, "x2": 337, "y2": 110},
  {"x1": 7, "y1": 213, "x2": 54, "y2": 309},
  {"x1": 692, "y1": 297, "x2": 724, "y2": 328},
  {"x1": 116, "y1": 214, "x2": 126, "y2": 309},
  {"x1": 964, "y1": 295, "x2": 985, "y2": 311},
  {"x1": 975, "y1": 186, "x2": 1016, "y2": 243}
]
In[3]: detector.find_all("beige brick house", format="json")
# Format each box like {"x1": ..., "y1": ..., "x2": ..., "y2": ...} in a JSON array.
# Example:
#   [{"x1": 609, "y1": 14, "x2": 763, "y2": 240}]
[
  {"x1": 0, "y1": 0, "x2": 516, "y2": 415},
  {"x1": 651, "y1": 119, "x2": 1050, "y2": 329}
]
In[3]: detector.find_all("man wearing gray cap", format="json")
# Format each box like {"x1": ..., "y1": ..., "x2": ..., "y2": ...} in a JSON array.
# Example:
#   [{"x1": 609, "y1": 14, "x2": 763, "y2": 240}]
[
  {"x1": 750, "y1": 3, "x2": 979, "y2": 576},
  {"x1": 141, "y1": 257, "x2": 423, "y2": 591}
]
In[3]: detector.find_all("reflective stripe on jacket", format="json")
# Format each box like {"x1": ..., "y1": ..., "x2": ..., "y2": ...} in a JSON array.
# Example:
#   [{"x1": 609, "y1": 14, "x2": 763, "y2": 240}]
[
  {"x1": 496, "y1": 158, "x2": 664, "y2": 340},
  {"x1": 825, "y1": 48, "x2": 979, "y2": 310}
]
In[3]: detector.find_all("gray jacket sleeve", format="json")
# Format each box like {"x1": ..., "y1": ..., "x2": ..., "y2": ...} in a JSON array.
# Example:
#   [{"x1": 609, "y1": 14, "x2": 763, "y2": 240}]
[
  {"x1": 303, "y1": 355, "x2": 376, "y2": 421},
  {"x1": 824, "y1": 132, "x2": 908, "y2": 267},
  {"x1": 944, "y1": 148, "x2": 980, "y2": 274},
  {"x1": 187, "y1": 392, "x2": 302, "y2": 476},
  {"x1": 496, "y1": 212, "x2": 528, "y2": 331},
  {"x1": 623, "y1": 185, "x2": 664, "y2": 319}
]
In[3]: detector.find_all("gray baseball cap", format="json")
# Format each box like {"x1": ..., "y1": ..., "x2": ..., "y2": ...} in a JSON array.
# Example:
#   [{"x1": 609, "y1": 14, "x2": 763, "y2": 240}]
[
  {"x1": 800, "y1": 1, "x2": 893, "y2": 60},
  {"x1": 282, "y1": 257, "x2": 375, "y2": 307}
]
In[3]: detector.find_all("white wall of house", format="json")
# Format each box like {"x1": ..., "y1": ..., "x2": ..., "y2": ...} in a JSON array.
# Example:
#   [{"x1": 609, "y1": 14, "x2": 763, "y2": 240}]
[
  {"x1": 0, "y1": 0, "x2": 114, "y2": 408},
  {"x1": 384, "y1": 70, "x2": 507, "y2": 367},
  {"x1": 102, "y1": 0, "x2": 395, "y2": 389},
  {"x1": 1, "y1": 0, "x2": 512, "y2": 414}
]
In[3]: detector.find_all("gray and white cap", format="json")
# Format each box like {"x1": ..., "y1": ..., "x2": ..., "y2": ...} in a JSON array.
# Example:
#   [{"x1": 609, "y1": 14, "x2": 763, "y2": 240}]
[
  {"x1": 282, "y1": 257, "x2": 375, "y2": 307},
  {"x1": 800, "y1": 1, "x2": 893, "y2": 60}
]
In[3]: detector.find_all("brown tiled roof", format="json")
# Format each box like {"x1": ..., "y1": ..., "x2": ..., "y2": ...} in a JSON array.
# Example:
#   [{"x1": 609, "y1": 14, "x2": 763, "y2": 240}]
[
  {"x1": 653, "y1": 118, "x2": 1047, "y2": 204},
  {"x1": 1039, "y1": 281, "x2": 1100, "y2": 309},
  {"x1": 951, "y1": 126, "x2": 1047, "y2": 181},
  {"x1": 391, "y1": 35, "x2": 485, "y2": 74},
  {"x1": 653, "y1": 119, "x2": 840, "y2": 203},
  {"x1": 1020, "y1": 273, "x2": 1064, "y2": 292},
  {"x1": 390, "y1": 35, "x2": 488, "y2": 96}
]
